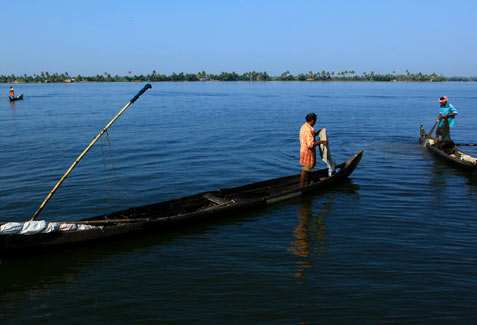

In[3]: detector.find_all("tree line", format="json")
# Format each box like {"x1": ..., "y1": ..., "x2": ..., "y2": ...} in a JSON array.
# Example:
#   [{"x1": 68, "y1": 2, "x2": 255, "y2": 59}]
[{"x1": 1, "y1": 70, "x2": 476, "y2": 83}]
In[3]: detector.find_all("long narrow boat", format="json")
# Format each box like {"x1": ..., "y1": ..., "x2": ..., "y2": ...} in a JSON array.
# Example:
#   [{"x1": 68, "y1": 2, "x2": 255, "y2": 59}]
[
  {"x1": 0, "y1": 150, "x2": 363, "y2": 258},
  {"x1": 9, "y1": 94, "x2": 24, "y2": 102},
  {"x1": 419, "y1": 124, "x2": 477, "y2": 173}
]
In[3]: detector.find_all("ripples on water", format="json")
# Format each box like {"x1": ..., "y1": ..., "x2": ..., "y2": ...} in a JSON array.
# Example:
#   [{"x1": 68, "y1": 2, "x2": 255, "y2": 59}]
[{"x1": 1, "y1": 82, "x2": 477, "y2": 322}]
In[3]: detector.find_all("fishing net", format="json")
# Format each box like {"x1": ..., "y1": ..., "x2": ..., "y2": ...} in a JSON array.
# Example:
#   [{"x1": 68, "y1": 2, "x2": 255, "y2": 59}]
[{"x1": 100, "y1": 130, "x2": 124, "y2": 212}]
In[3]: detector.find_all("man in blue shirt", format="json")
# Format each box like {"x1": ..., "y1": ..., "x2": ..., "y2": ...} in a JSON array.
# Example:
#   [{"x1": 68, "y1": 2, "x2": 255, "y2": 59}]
[{"x1": 434, "y1": 96, "x2": 457, "y2": 144}]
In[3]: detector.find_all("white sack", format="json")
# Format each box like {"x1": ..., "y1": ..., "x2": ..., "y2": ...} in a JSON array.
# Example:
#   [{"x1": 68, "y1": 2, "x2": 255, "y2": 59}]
[
  {"x1": 20, "y1": 220, "x2": 47, "y2": 235},
  {"x1": 0, "y1": 222, "x2": 23, "y2": 235},
  {"x1": 42, "y1": 222, "x2": 60, "y2": 233},
  {"x1": 77, "y1": 224, "x2": 96, "y2": 231},
  {"x1": 60, "y1": 223, "x2": 78, "y2": 231}
]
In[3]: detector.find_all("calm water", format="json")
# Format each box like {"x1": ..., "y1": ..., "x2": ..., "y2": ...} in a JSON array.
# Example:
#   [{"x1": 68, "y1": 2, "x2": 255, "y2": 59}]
[{"x1": 1, "y1": 82, "x2": 477, "y2": 322}]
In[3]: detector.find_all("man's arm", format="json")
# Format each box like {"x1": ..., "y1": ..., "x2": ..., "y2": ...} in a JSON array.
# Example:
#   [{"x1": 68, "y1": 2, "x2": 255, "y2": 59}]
[
  {"x1": 442, "y1": 105, "x2": 458, "y2": 119},
  {"x1": 314, "y1": 140, "x2": 328, "y2": 146},
  {"x1": 443, "y1": 112, "x2": 457, "y2": 118},
  {"x1": 313, "y1": 129, "x2": 327, "y2": 146}
]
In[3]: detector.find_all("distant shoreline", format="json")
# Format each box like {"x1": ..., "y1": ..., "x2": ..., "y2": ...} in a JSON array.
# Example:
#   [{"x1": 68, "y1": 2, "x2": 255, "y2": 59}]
[
  {"x1": 4, "y1": 80, "x2": 477, "y2": 85},
  {"x1": 2, "y1": 70, "x2": 476, "y2": 83},
  {"x1": 4, "y1": 79, "x2": 477, "y2": 85}
]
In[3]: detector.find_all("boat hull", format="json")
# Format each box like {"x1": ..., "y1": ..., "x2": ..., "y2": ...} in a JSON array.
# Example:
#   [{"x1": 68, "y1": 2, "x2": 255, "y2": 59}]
[
  {"x1": 0, "y1": 150, "x2": 363, "y2": 258},
  {"x1": 8, "y1": 94, "x2": 23, "y2": 102},
  {"x1": 419, "y1": 125, "x2": 477, "y2": 172}
]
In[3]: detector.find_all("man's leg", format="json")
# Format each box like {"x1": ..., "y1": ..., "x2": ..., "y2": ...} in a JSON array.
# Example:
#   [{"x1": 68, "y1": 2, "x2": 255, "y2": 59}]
[
  {"x1": 300, "y1": 170, "x2": 307, "y2": 187},
  {"x1": 434, "y1": 131, "x2": 440, "y2": 144}
]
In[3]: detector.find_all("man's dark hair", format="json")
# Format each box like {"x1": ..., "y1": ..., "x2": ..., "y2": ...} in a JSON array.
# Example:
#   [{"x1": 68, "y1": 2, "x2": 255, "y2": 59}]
[
  {"x1": 440, "y1": 96, "x2": 446, "y2": 100},
  {"x1": 306, "y1": 113, "x2": 317, "y2": 122}
]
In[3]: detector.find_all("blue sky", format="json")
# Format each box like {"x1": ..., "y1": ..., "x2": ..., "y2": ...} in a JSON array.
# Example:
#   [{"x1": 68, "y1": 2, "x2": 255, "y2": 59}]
[{"x1": 2, "y1": 0, "x2": 476, "y2": 76}]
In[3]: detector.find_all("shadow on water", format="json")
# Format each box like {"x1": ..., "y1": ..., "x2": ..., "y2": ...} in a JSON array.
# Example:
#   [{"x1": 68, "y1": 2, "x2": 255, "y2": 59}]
[
  {"x1": 427, "y1": 153, "x2": 477, "y2": 186},
  {"x1": 0, "y1": 179, "x2": 360, "y2": 305},
  {"x1": 0, "y1": 223, "x2": 229, "y2": 310}
]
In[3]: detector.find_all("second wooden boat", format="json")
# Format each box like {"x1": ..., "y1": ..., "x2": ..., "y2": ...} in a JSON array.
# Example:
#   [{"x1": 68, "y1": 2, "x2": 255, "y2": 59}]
[{"x1": 419, "y1": 124, "x2": 477, "y2": 172}]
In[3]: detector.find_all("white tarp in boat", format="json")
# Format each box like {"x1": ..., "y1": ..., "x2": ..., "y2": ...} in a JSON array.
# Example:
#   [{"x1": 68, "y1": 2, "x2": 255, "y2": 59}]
[
  {"x1": 45, "y1": 222, "x2": 60, "y2": 233},
  {"x1": 60, "y1": 223, "x2": 78, "y2": 231},
  {"x1": 20, "y1": 220, "x2": 47, "y2": 235},
  {"x1": 461, "y1": 154, "x2": 477, "y2": 164},
  {"x1": 0, "y1": 221, "x2": 96, "y2": 235},
  {"x1": 0, "y1": 222, "x2": 23, "y2": 234},
  {"x1": 77, "y1": 224, "x2": 96, "y2": 230}
]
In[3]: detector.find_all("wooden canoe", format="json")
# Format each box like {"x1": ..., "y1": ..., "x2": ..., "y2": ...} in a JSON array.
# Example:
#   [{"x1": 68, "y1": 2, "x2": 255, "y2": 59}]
[
  {"x1": 0, "y1": 150, "x2": 363, "y2": 258},
  {"x1": 8, "y1": 94, "x2": 23, "y2": 102},
  {"x1": 419, "y1": 124, "x2": 477, "y2": 172}
]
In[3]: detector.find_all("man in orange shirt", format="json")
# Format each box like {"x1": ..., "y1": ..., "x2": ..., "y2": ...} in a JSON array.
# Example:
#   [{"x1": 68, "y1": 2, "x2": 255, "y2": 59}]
[
  {"x1": 300, "y1": 113, "x2": 328, "y2": 187},
  {"x1": 9, "y1": 86, "x2": 14, "y2": 98}
]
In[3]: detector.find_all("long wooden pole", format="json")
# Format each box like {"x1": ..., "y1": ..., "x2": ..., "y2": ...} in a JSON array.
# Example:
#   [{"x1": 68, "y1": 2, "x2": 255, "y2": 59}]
[
  {"x1": 421, "y1": 120, "x2": 438, "y2": 146},
  {"x1": 30, "y1": 84, "x2": 152, "y2": 221}
]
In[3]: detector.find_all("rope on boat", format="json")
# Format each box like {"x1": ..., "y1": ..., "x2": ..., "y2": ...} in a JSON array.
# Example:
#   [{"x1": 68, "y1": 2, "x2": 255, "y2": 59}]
[{"x1": 100, "y1": 130, "x2": 124, "y2": 213}]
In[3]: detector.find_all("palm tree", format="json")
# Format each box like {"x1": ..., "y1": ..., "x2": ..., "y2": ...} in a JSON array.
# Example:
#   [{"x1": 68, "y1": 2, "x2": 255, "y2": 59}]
[{"x1": 280, "y1": 70, "x2": 290, "y2": 80}]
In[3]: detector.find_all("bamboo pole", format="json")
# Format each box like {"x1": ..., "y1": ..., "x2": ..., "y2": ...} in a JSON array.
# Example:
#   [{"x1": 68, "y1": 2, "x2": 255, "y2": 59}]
[
  {"x1": 421, "y1": 121, "x2": 438, "y2": 146},
  {"x1": 58, "y1": 217, "x2": 153, "y2": 225},
  {"x1": 30, "y1": 84, "x2": 152, "y2": 221},
  {"x1": 2, "y1": 217, "x2": 151, "y2": 227}
]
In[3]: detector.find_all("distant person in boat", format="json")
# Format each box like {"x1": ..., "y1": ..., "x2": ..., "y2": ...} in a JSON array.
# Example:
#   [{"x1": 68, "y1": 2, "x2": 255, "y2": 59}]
[
  {"x1": 434, "y1": 96, "x2": 457, "y2": 144},
  {"x1": 300, "y1": 113, "x2": 328, "y2": 187},
  {"x1": 9, "y1": 86, "x2": 14, "y2": 98}
]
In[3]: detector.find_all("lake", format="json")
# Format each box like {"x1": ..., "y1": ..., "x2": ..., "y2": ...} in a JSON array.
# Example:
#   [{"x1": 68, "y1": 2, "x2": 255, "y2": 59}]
[{"x1": 1, "y1": 81, "x2": 477, "y2": 322}]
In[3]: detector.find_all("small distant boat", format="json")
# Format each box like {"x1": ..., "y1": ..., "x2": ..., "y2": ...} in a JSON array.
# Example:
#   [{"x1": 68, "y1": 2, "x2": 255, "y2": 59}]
[
  {"x1": 419, "y1": 124, "x2": 477, "y2": 173},
  {"x1": 9, "y1": 94, "x2": 23, "y2": 102}
]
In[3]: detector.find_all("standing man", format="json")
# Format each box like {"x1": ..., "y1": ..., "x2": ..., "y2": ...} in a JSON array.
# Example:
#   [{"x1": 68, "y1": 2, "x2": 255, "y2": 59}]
[
  {"x1": 9, "y1": 86, "x2": 14, "y2": 98},
  {"x1": 300, "y1": 113, "x2": 328, "y2": 187},
  {"x1": 434, "y1": 96, "x2": 457, "y2": 144}
]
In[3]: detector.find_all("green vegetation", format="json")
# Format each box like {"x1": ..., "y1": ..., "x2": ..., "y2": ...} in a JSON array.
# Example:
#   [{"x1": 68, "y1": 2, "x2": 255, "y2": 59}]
[{"x1": 1, "y1": 70, "x2": 476, "y2": 83}]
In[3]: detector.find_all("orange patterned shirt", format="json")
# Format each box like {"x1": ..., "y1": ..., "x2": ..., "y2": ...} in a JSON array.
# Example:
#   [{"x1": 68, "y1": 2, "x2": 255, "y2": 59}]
[{"x1": 300, "y1": 122, "x2": 316, "y2": 168}]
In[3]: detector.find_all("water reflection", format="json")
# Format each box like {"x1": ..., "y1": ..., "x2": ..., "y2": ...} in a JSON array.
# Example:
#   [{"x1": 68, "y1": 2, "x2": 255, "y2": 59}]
[
  {"x1": 288, "y1": 195, "x2": 333, "y2": 278},
  {"x1": 0, "y1": 228, "x2": 178, "y2": 306},
  {"x1": 429, "y1": 161, "x2": 448, "y2": 186},
  {"x1": 10, "y1": 101, "x2": 16, "y2": 114},
  {"x1": 429, "y1": 157, "x2": 477, "y2": 186}
]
